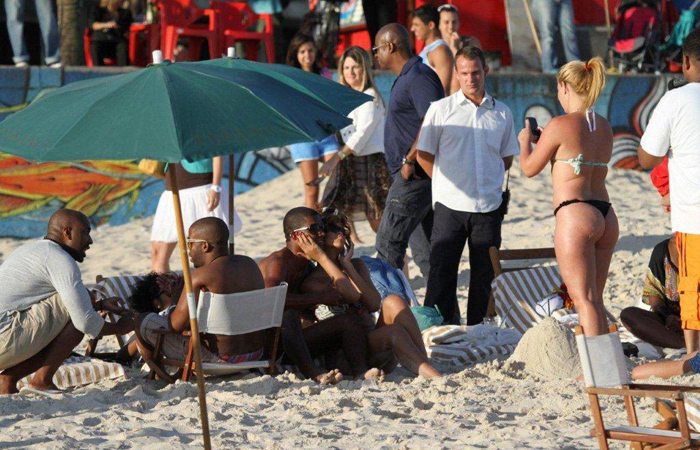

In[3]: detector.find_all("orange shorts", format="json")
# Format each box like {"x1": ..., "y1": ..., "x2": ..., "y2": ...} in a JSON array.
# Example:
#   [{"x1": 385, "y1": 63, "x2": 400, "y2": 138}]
[{"x1": 678, "y1": 232, "x2": 700, "y2": 330}]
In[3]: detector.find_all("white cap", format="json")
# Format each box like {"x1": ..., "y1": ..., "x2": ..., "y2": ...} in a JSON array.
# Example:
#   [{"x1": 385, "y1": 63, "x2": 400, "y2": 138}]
[
  {"x1": 227, "y1": 47, "x2": 235, "y2": 58},
  {"x1": 152, "y1": 50, "x2": 164, "y2": 64}
]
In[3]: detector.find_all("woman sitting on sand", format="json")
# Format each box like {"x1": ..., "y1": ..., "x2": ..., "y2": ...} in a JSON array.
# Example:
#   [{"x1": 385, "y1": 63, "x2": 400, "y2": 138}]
[
  {"x1": 518, "y1": 57, "x2": 618, "y2": 337},
  {"x1": 299, "y1": 209, "x2": 441, "y2": 378}
]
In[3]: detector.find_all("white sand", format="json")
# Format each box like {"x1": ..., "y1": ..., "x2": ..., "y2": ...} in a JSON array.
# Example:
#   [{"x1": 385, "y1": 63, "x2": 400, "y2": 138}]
[{"x1": 1, "y1": 164, "x2": 698, "y2": 449}]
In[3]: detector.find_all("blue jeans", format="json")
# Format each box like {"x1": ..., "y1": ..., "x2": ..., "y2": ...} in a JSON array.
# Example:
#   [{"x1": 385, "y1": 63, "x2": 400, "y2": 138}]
[
  {"x1": 374, "y1": 174, "x2": 433, "y2": 278},
  {"x1": 4, "y1": 0, "x2": 60, "y2": 65},
  {"x1": 535, "y1": 0, "x2": 580, "y2": 72}
]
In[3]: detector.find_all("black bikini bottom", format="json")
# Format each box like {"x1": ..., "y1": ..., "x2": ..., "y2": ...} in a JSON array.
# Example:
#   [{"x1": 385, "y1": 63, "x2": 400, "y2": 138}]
[{"x1": 554, "y1": 199, "x2": 612, "y2": 217}]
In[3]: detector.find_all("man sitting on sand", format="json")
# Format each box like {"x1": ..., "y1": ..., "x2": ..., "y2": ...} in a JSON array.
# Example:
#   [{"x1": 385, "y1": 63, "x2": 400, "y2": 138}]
[
  {"x1": 135, "y1": 217, "x2": 267, "y2": 366},
  {"x1": 0, "y1": 209, "x2": 134, "y2": 395},
  {"x1": 259, "y1": 207, "x2": 382, "y2": 384}
]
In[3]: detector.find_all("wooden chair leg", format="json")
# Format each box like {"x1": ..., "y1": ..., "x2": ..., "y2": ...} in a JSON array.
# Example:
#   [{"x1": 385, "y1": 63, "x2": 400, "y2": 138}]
[
  {"x1": 182, "y1": 335, "x2": 195, "y2": 382},
  {"x1": 589, "y1": 393, "x2": 610, "y2": 450},
  {"x1": 145, "y1": 333, "x2": 174, "y2": 383}
]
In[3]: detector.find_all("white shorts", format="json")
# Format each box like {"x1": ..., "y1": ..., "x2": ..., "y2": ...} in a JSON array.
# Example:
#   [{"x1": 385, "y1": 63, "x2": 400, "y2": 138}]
[{"x1": 150, "y1": 184, "x2": 243, "y2": 243}]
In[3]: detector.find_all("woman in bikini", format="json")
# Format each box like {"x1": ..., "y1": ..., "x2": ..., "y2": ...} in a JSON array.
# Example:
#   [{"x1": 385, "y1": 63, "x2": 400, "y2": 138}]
[
  {"x1": 299, "y1": 209, "x2": 441, "y2": 378},
  {"x1": 519, "y1": 57, "x2": 618, "y2": 337}
]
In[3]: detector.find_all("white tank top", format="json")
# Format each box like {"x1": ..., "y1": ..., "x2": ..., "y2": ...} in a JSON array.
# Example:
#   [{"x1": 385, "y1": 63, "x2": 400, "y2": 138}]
[{"x1": 418, "y1": 39, "x2": 449, "y2": 72}]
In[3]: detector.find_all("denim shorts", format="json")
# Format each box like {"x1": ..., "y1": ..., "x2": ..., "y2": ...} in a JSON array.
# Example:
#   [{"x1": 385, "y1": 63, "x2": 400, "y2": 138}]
[
  {"x1": 689, "y1": 352, "x2": 700, "y2": 374},
  {"x1": 289, "y1": 134, "x2": 339, "y2": 163},
  {"x1": 360, "y1": 255, "x2": 410, "y2": 304}
]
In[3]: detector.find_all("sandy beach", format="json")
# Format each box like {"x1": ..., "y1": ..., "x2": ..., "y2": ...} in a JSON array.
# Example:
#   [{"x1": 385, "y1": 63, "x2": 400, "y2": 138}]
[{"x1": 0, "y1": 163, "x2": 695, "y2": 450}]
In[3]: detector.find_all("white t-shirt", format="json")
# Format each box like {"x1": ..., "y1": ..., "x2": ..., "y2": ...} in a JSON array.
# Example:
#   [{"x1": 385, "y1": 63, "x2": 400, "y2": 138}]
[
  {"x1": 339, "y1": 87, "x2": 385, "y2": 156},
  {"x1": 417, "y1": 90, "x2": 519, "y2": 213},
  {"x1": 640, "y1": 82, "x2": 700, "y2": 234},
  {"x1": 0, "y1": 240, "x2": 105, "y2": 338}
]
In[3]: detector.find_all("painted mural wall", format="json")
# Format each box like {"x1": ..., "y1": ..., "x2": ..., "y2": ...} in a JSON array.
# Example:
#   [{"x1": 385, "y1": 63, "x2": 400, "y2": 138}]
[{"x1": 0, "y1": 66, "x2": 674, "y2": 238}]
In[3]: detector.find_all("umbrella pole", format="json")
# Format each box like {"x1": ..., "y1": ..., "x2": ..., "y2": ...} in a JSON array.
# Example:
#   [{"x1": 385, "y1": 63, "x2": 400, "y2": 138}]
[
  {"x1": 228, "y1": 155, "x2": 235, "y2": 255},
  {"x1": 169, "y1": 170, "x2": 212, "y2": 450},
  {"x1": 523, "y1": 0, "x2": 542, "y2": 56}
]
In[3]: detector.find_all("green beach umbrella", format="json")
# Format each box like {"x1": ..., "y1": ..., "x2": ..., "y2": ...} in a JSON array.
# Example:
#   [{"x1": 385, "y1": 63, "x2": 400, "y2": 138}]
[
  {"x1": 195, "y1": 49, "x2": 364, "y2": 253},
  {"x1": 0, "y1": 51, "x2": 371, "y2": 450}
]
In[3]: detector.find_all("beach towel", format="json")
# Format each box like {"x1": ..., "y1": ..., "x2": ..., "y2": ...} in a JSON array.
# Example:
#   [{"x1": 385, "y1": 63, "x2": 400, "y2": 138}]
[
  {"x1": 17, "y1": 356, "x2": 125, "y2": 390},
  {"x1": 422, "y1": 324, "x2": 521, "y2": 367}
]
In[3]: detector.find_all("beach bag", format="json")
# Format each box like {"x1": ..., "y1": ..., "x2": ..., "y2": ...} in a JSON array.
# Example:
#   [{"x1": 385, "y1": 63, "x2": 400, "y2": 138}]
[
  {"x1": 411, "y1": 305, "x2": 444, "y2": 332},
  {"x1": 138, "y1": 159, "x2": 166, "y2": 179}
]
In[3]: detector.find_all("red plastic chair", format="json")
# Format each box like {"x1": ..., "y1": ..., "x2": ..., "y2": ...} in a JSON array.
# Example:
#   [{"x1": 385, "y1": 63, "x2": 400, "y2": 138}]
[
  {"x1": 84, "y1": 28, "x2": 116, "y2": 67},
  {"x1": 129, "y1": 22, "x2": 161, "y2": 66},
  {"x1": 211, "y1": 1, "x2": 274, "y2": 62},
  {"x1": 157, "y1": 0, "x2": 219, "y2": 60}
]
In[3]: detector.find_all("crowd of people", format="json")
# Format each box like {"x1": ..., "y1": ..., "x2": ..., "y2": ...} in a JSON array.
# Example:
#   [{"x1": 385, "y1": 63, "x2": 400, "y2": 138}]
[{"x1": 0, "y1": 5, "x2": 699, "y2": 398}]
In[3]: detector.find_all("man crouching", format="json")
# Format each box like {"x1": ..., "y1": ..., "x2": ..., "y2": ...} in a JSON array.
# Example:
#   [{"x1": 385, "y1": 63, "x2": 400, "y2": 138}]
[
  {"x1": 0, "y1": 209, "x2": 134, "y2": 395},
  {"x1": 135, "y1": 217, "x2": 266, "y2": 370}
]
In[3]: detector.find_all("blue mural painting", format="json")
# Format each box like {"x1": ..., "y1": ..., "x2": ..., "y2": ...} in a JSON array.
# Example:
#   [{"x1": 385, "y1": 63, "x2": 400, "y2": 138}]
[{"x1": 0, "y1": 65, "x2": 676, "y2": 238}]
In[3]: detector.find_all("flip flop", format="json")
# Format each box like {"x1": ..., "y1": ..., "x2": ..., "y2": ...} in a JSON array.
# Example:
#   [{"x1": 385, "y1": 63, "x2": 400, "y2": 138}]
[{"x1": 19, "y1": 386, "x2": 63, "y2": 397}]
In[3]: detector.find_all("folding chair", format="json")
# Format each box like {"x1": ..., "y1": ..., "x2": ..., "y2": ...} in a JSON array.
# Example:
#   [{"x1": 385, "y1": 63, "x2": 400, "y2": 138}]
[
  {"x1": 576, "y1": 324, "x2": 700, "y2": 450},
  {"x1": 143, "y1": 283, "x2": 287, "y2": 383},
  {"x1": 84, "y1": 274, "x2": 143, "y2": 358}
]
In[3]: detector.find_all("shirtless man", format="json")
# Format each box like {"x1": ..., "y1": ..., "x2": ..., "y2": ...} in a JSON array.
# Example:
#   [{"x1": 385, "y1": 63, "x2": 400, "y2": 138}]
[
  {"x1": 411, "y1": 4, "x2": 454, "y2": 94},
  {"x1": 135, "y1": 217, "x2": 267, "y2": 368},
  {"x1": 259, "y1": 207, "x2": 380, "y2": 383}
]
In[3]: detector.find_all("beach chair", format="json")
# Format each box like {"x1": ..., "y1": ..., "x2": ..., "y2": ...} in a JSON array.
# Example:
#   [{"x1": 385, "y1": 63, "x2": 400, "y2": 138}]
[
  {"x1": 85, "y1": 274, "x2": 143, "y2": 358},
  {"x1": 488, "y1": 247, "x2": 565, "y2": 333},
  {"x1": 576, "y1": 324, "x2": 700, "y2": 450},
  {"x1": 144, "y1": 283, "x2": 287, "y2": 383}
]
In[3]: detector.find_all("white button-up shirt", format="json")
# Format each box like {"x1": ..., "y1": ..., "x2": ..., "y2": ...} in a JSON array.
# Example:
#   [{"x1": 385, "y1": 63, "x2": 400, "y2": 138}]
[
  {"x1": 339, "y1": 87, "x2": 385, "y2": 156},
  {"x1": 417, "y1": 89, "x2": 518, "y2": 213}
]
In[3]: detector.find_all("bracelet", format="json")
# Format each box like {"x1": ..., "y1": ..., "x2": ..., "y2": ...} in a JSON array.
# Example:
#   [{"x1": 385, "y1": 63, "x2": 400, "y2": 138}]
[
  {"x1": 338, "y1": 151, "x2": 347, "y2": 160},
  {"x1": 401, "y1": 156, "x2": 415, "y2": 166},
  {"x1": 210, "y1": 184, "x2": 222, "y2": 193}
]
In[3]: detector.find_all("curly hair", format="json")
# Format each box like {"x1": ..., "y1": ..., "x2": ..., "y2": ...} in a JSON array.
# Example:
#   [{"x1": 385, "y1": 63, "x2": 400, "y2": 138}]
[
  {"x1": 127, "y1": 272, "x2": 161, "y2": 314},
  {"x1": 320, "y1": 208, "x2": 352, "y2": 249}
]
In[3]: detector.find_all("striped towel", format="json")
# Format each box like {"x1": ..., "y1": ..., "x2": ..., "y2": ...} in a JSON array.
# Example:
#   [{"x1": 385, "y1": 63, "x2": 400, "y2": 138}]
[
  {"x1": 686, "y1": 396, "x2": 700, "y2": 431},
  {"x1": 17, "y1": 356, "x2": 125, "y2": 390},
  {"x1": 422, "y1": 325, "x2": 521, "y2": 367},
  {"x1": 491, "y1": 266, "x2": 571, "y2": 334}
]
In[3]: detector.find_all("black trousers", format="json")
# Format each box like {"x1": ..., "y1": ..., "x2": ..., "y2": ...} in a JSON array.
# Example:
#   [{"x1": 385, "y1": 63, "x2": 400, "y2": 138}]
[
  {"x1": 90, "y1": 39, "x2": 128, "y2": 66},
  {"x1": 424, "y1": 202, "x2": 502, "y2": 326}
]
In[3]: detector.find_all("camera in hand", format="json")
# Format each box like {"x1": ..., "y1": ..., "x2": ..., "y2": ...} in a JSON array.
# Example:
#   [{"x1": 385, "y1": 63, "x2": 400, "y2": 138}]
[{"x1": 525, "y1": 117, "x2": 541, "y2": 137}]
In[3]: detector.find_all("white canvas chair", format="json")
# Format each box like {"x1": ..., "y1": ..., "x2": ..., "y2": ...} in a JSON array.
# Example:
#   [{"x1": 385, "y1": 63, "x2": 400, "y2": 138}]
[
  {"x1": 144, "y1": 283, "x2": 288, "y2": 383},
  {"x1": 576, "y1": 324, "x2": 700, "y2": 450}
]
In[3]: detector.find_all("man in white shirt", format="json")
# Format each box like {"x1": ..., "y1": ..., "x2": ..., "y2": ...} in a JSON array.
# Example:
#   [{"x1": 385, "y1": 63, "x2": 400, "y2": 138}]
[
  {"x1": 417, "y1": 46, "x2": 518, "y2": 325},
  {"x1": 638, "y1": 29, "x2": 700, "y2": 352},
  {"x1": 0, "y1": 209, "x2": 133, "y2": 395}
]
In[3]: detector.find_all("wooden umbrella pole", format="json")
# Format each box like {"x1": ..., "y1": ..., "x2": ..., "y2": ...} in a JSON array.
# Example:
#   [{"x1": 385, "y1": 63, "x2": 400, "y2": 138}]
[
  {"x1": 604, "y1": 0, "x2": 614, "y2": 70},
  {"x1": 169, "y1": 170, "x2": 212, "y2": 450},
  {"x1": 523, "y1": 0, "x2": 543, "y2": 56},
  {"x1": 228, "y1": 155, "x2": 234, "y2": 255}
]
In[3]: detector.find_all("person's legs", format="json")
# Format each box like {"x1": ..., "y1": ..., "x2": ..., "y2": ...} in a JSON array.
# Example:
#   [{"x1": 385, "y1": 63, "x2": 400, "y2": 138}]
[
  {"x1": 466, "y1": 210, "x2": 503, "y2": 326},
  {"x1": 555, "y1": 204, "x2": 606, "y2": 336},
  {"x1": 379, "y1": 294, "x2": 426, "y2": 358},
  {"x1": 0, "y1": 321, "x2": 82, "y2": 393},
  {"x1": 34, "y1": 0, "x2": 60, "y2": 65},
  {"x1": 150, "y1": 241, "x2": 177, "y2": 273},
  {"x1": 116, "y1": 39, "x2": 129, "y2": 66},
  {"x1": 90, "y1": 41, "x2": 103, "y2": 66},
  {"x1": 298, "y1": 160, "x2": 320, "y2": 209},
  {"x1": 620, "y1": 307, "x2": 685, "y2": 349},
  {"x1": 375, "y1": 177, "x2": 432, "y2": 272},
  {"x1": 368, "y1": 324, "x2": 440, "y2": 378},
  {"x1": 632, "y1": 351, "x2": 696, "y2": 380},
  {"x1": 534, "y1": 0, "x2": 558, "y2": 72},
  {"x1": 558, "y1": 0, "x2": 581, "y2": 63},
  {"x1": 408, "y1": 207, "x2": 434, "y2": 278},
  {"x1": 4, "y1": 0, "x2": 29, "y2": 65},
  {"x1": 593, "y1": 208, "x2": 619, "y2": 320},
  {"x1": 423, "y1": 203, "x2": 468, "y2": 326}
]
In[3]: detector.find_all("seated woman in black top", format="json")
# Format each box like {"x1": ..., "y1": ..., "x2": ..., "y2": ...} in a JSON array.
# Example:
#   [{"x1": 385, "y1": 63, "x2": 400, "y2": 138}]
[{"x1": 87, "y1": 0, "x2": 133, "y2": 66}]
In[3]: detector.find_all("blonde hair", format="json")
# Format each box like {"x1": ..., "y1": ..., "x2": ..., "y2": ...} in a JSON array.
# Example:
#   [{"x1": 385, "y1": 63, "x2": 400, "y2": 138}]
[
  {"x1": 337, "y1": 46, "x2": 386, "y2": 108},
  {"x1": 557, "y1": 57, "x2": 606, "y2": 109}
]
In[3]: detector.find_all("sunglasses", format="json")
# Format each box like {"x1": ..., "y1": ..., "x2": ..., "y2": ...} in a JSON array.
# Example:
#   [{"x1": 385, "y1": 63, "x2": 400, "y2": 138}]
[
  {"x1": 372, "y1": 42, "x2": 390, "y2": 53},
  {"x1": 292, "y1": 223, "x2": 324, "y2": 235},
  {"x1": 438, "y1": 4, "x2": 458, "y2": 12},
  {"x1": 325, "y1": 223, "x2": 344, "y2": 234},
  {"x1": 186, "y1": 238, "x2": 214, "y2": 248}
]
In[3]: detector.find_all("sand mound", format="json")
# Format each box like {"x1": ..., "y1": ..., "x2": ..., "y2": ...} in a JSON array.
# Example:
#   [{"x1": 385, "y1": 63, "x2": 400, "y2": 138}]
[{"x1": 509, "y1": 317, "x2": 581, "y2": 379}]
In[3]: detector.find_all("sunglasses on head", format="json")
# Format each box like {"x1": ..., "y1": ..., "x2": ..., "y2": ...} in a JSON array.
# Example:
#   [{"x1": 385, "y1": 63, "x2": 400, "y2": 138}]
[{"x1": 438, "y1": 4, "x2": 458, "y2": 12}]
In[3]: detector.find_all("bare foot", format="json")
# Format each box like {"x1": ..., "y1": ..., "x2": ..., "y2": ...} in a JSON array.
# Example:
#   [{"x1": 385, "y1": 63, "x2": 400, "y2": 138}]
[
  {"x1": 418, "y1": 362, "x2": 442, "y2": 378},
  {"x1": 363, "y1": 368, "x2": 385, "y2": 382},
  {"x1": 0, "y1": 375, "x2": 19, "y2": 395},
  {"x1": 314, "y1": 369, "x2": 343, "y2": 385}
]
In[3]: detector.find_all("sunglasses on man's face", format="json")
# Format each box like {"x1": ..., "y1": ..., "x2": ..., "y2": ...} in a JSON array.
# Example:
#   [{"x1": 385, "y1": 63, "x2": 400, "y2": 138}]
[{"x1": 292, "y1": 223, "x2": 324, "y2": 235}]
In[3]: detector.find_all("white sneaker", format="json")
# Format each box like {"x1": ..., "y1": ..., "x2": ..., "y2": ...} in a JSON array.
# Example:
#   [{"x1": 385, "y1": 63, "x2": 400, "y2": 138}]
[
  {"x1": 14, "y1": 61, "x2": 29, "y2": 68},
  {"x1": 48, "y1": 62, "x2": 62, "y2": 68}
]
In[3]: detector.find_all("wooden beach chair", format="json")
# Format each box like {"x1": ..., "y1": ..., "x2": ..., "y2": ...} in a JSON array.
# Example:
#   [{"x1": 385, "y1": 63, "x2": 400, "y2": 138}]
[
  {"x1": 576, "y1": 324, "x2": 700, "y2": 450},
  {"x1": 488, "y1": 247, "x2": 565, "y2": 333},
  {"x1": 143, "y1": 283, "x2": 287, "y2": 383},
  {"x1": 85, "y1": 274, "x2": 143, "y2": 358}
]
